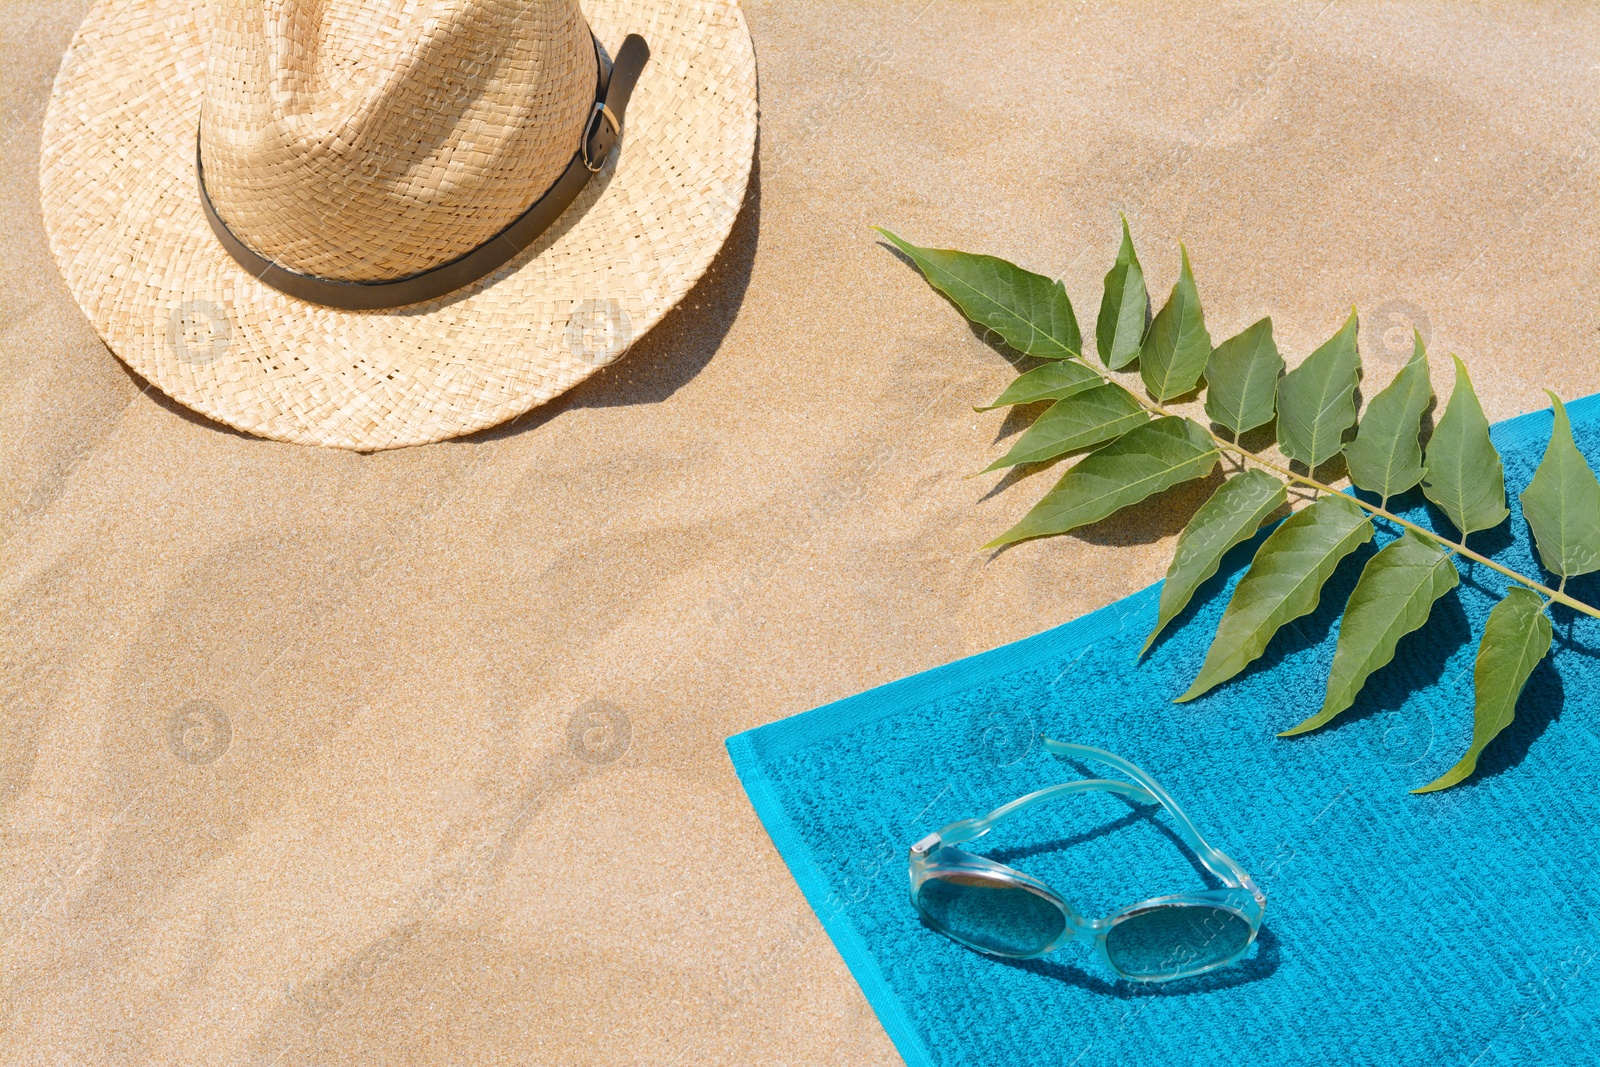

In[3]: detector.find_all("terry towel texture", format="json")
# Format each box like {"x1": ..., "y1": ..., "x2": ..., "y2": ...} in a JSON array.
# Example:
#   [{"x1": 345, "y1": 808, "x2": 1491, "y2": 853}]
[{"x1": 728, "y1": 394, "x2": 1600, "y2": 1067}]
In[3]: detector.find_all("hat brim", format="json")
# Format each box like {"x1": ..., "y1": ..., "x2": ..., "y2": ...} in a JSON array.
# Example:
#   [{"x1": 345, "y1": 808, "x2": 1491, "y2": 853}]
[{"x1": 40, "y1": 0, "x2": 758, "y2": 450}]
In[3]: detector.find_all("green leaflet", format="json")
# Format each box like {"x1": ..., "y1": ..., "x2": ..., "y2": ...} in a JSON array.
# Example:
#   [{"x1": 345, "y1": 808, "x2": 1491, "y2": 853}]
[
  {"x1": 1276, "y1": 309, "x2": 1362, "y2": 470},
  {"x1": 1421, "y1": 356, "x2": 1509, "y2": 541},
  {"x1": 1344, "y1": 332, "x2": 1433, "y2": 504},
  {"x1": 980, "y1": 384, "x2": 1147, "y2": 471},
  {"x1": 1139, "y1": 245, "x2": 1212, "y2": 401},
  {"x1": 1097, "y1": 215, "x2": 1148, "y2": 369},
  {"x1": 876, "y1": 228, "x2": 1080, "y2": 359},
  {"x1": 1280, "y1": 531, "x2": 1458, "y2": 736},
  {"x1": 974, "y1": 360, "x2": 1104, "y2": 411},
  {"x1": 1519, "y1": 392, "x2": 1600, "y2": 579},
  {"x1": 1143, "y1": 469, "x2": 1285, "y2": 654},
  {"x1": 986, "y1": 417, "x2": 1219, "y2": 547},
  {"x1": 1204, "y1": 318, "x2": 1283, "y2": 435},
  {"x1": 1414, "y1": 587, "x2": 1552, "y2": 793},
  {"x1": 1177, "y1": 493, "x2": 1373, "y2": 701},
  {"x1": 904, "y1": 218, "x2": 1600, "y2": 797}
]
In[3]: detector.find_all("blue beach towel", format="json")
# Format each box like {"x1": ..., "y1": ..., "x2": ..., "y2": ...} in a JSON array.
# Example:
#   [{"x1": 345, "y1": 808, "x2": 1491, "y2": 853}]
[{"x1": 727, "y1": 394, "x2": 1600, "y2": 1067}]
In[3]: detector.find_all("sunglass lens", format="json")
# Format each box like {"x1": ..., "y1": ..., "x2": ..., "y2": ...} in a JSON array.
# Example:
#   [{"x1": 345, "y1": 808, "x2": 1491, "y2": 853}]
[
  {"x1": 916, "y1": 873, "x2": 1066, "y2": 957},
  {"x1": 1105, "y1": 905, "x2": 1253, "y2": 980}
]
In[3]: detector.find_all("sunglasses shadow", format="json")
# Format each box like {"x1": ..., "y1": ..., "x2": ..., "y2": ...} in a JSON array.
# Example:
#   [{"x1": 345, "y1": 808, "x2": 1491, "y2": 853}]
[
  {"x1": 989, "y1": 924, "x2": 1281, "y2": 999},
  {"x1": 976, "y1": 760, "x2": 1279, "y2": 996},
  {"x1": 986, "y1": 765, "x2": 1225, "y2": 890},
  {"x1": 984, "y1": 804, "x2": 1164, "y2": 866}
]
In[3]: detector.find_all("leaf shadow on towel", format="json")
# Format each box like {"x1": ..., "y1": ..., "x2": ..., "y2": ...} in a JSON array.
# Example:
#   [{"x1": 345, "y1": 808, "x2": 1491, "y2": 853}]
[
  {"x1": 1471, "y1": 657, "x2": 1565, "y2": 783},
  {"x1": 1476, "y1": 570, "x2": 1600, "y2": 781},
  {"x1": 1142, "y1": 487, "x2": 1480, "y2": 716}
]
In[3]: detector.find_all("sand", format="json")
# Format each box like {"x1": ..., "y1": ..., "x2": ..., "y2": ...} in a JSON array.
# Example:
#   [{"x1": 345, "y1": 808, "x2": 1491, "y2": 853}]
[{"x1": 3, "y1": 1, "x2": 1598, "y2": 1064}]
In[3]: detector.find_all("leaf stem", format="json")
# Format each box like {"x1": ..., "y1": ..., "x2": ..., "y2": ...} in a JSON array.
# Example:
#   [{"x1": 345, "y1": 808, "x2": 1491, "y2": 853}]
[
  {"x1": 1227, "y1": 447, "x2": 1599, "y2": 618},
  {"x1": 1063, "y1": 354, "x2": 1600, "y2": 622}
]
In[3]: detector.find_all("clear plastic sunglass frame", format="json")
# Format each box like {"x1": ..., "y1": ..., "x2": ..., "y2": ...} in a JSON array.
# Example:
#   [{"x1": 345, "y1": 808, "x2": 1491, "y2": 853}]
[{"x1": 907, "y1": 740, "x2": 1266, "y2": 982}]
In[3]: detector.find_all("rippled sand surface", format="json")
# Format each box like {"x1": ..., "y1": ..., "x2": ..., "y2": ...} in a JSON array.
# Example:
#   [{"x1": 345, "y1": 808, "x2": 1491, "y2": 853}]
[{"x1": 4, "y1": 2, "x2": 1598, "y2": 1063}]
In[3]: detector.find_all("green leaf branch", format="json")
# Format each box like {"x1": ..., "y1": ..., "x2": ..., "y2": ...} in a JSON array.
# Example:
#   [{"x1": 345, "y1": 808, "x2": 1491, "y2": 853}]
[{"x1": 878, "y1": 222, "x2": 1600, "y2": 792}]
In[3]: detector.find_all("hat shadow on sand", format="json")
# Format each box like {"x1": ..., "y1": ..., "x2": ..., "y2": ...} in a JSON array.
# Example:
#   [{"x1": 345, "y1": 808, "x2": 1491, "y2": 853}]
[{"x1": 478, "y1": 139, "x2": 764, "y2": 440}]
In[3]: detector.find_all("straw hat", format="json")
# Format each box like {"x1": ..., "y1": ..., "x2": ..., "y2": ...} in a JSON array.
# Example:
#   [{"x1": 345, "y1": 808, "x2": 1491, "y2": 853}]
[{"x1": 40, "y1": 0, "x2": 758, "y2": 450}]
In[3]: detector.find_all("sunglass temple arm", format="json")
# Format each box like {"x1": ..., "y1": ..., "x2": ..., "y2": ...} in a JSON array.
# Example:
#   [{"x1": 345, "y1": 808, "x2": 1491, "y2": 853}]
[
  {"x1": 1041, "y1": 739, "x2": 1262, "y2": 901},
  {"x1": 924, "y1": 776, "x2": 1157, "y2": 851}
]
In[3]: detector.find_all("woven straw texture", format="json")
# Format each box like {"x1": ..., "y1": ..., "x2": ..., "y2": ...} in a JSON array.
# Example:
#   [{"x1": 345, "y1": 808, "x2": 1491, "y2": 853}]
[
  {"x1": 39, "y1": 0, "x2": 758, "y2": 450},
  {"x1": 202, "y1": 0, "x2": 600, "y2": 283}
]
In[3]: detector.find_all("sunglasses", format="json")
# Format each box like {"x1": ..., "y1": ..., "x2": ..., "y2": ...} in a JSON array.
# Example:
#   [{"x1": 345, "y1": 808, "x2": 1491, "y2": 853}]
[{"x1": 908, "y1": 740, "x2": 1266, "y2": 982}]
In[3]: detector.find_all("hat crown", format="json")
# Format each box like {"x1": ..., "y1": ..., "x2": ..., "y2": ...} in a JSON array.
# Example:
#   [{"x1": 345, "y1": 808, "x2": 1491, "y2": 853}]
[{"x1": 200, "y1": 0, "x2": 598, "y2": 283}]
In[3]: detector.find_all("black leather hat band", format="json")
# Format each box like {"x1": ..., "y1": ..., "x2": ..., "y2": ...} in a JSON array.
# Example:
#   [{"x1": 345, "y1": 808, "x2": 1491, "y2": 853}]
[{"x1": 196, "y1": 33, "x2": 650, "y2": 311}]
